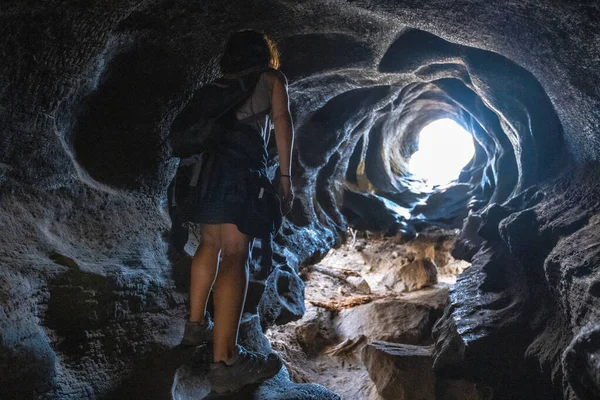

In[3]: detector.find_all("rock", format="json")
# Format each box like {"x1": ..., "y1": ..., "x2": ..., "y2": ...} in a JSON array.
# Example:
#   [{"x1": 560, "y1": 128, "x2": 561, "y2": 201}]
[
  {"x1": 295, "y1": 319, "x2": 320, "y2": 353},
  {"x1": 431, "y1": 241, "x2": 537, "y2": 397},
  {"x1": 381, "y1": 258, "x2": 438, "y2": 292},
  {"x1": 253, "y1": 369, "x2": 342, "y2": 400},
  {"x1": 361, "y1": 341, "x2": 435, "y2": 400},
  {"x1": 404, "y1": 227, "x2": 459, "y2": 269},
  {"x1": 433, "y1": 175, "x2": 600, "y2": 400},
  {"x1": 258, "y1": 265, "x2": 306, "y2": 327},
  {"x1": 342, "y1": 189, "x2": 412, "y2": 234},
  {"x1": 410, "y1": 184, "x2": 472, "y2": 230},
  {"x1": 171, "y1": 345, "x2": 212, "y2": 400},
  {"x1": 451, "y1": 213, "x2": 484, "y2": 262},
  {"x1": 362, "y1": 341, "x2": 491, "y2": 400},
  {"x1": 430, "y1": 305, "x2": 466, "y2": 373},
  {"x1": 345, "y1": 275, "x2": 372, "y2": 294},
  {"x1": 435, "y1": 379, "x2": 493, "y2": 400},
  {"x1": 563, "y1": 323, "x2": 600, "y2": 400},
  {"x1": 292, "y1": 306, "x2": 336, "y2": 355},
  {"x1": 172, "y1": 314, "x2": 341, "y2": 399},
  {"x1": 334, "y1": 294, "x2": 444, "y2": 344}
]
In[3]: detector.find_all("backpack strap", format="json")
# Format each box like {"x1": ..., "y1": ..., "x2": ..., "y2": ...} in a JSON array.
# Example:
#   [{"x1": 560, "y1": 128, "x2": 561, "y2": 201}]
[
  {"x1": 184, "y1": 71, "x2": 267, "y2": 186},
  {"x1": 238, "y1": 108, "x2": 270, "y2": 124},
  {"x1": 213, "y1": 68, "x2": 269, "y2": 122},
  {"x1": 162, "y1": 68, "x2": 268, "y2": 160}
]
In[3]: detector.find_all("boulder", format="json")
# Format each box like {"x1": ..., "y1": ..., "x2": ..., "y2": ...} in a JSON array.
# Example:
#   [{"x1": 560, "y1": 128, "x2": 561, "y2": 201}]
[
  {"x1": 258, "y1": 265, "x2": 306, "y2": 327},
  {"x1": 361, "y1": 341, "x2": 435, "y2": 400},
  {"x1": 381, "y1": 258, "x2": 438, "y2": 292},
  {"x1": 361, "y1": 341, "x2": 492, "y2": 400},
  {"x1": 563, "y1": 323, "x2": 600, "y2": 400},
  {"x1": 334, "y1": 295, "x2": 442, "y2": 344},
  {"x1": 435, "y1": 379, "x2": 493, "y2": 400}
]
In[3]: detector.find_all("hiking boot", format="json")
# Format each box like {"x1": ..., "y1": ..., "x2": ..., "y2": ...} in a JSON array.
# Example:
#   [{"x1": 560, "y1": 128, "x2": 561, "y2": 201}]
[
  {"x1": 208, "y1": 345, "x2": 283, "y2": 394},
  {"x1": 180, "y1": 317, "x2": 214, "y2": 346}
]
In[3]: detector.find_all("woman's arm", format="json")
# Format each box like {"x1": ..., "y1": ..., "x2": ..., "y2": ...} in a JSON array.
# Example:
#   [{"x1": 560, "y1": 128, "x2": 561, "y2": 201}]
[{"x1": 270, "y1": 71, "x2": 295, "y2": 213}]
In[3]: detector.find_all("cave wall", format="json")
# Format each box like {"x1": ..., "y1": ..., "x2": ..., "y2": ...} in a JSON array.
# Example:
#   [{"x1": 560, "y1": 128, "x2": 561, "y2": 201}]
[
  {"x1": 434, "y1": 167, "x2": 600, "y2": 400},
  {"x1": 1, "y1": 1, "x2": 599, "y2": 399}
]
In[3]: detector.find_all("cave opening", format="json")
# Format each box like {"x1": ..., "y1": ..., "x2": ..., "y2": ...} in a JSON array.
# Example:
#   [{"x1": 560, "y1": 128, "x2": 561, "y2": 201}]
[{"x1": 408, "y1": 118, "x2": 475, "y2": 187}]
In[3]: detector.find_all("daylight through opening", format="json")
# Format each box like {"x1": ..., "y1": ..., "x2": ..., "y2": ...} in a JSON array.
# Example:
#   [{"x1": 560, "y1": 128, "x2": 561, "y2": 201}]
[{"x1": 408, "y1": 118, "x2": 475, "y2": 186}]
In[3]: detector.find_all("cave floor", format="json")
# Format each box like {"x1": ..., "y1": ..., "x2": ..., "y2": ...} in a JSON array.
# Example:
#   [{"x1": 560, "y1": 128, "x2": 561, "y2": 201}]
[{"x1": 267, "y1": 228, "x2": 470, "y2": 400}]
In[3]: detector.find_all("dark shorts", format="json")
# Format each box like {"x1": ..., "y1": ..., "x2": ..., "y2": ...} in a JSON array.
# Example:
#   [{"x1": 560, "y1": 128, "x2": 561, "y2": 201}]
[{"x1": 172, "y1": 151, "x2": 281, "y2": 239}]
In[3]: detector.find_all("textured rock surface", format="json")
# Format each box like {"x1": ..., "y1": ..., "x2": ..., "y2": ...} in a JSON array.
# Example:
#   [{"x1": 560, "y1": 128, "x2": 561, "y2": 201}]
[
  {"x1": 363, "y1": 341, "x2": 492, "y2": 400},
  {"x1": 172, "y1": 314, "x2": 338, "y2": 400},
  {"x1": 362, "y1": 341, "x2": 435, "y2": 400},
  {"x1": 1, "y1": 0, "x2": 600, "y2": 399},
  {"x1": 334, "y1": 289, "x2": 446, "y2": 344},
  {"x1": 434, "y1": 169, "x2": 600, "y2": 400},
  {"x1": 258, "y1": 264, "x2": 307, "y2": 328},
  {"x1": 381, "y1": 257, "x2": 438, "y2": 292},
  {"x1": 268, "y1": 234, "x2": 458, "y2": 400},
  {"x1": 435, "y1": 380, "x2": 492, "y2": 400}
]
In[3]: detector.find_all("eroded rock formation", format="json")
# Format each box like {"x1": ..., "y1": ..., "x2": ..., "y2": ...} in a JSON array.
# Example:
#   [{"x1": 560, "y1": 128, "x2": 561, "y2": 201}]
[{"x1": 1, "y1": 1, "x2": 599, "y2": 399}]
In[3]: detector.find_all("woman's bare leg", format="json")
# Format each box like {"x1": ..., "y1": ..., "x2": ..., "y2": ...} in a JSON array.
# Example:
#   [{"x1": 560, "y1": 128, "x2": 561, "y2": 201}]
[
  {"x1": 212, "y1": 223, "x2": 253, "y2": 363},
  {"x1": 189, "y1": 224, "x2": 221, "y2": 323}
]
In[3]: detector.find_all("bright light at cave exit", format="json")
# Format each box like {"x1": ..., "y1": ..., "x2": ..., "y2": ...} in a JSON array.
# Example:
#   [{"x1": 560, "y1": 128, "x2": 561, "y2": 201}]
[{"x1": 408, "y1": 118, "x2": 475, "y2": 186}]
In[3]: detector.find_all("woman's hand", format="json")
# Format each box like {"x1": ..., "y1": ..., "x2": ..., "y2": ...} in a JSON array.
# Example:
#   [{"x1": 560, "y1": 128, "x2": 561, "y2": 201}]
[{"x1": 279, "y1": 176, "x2": 294, "y2": 215}]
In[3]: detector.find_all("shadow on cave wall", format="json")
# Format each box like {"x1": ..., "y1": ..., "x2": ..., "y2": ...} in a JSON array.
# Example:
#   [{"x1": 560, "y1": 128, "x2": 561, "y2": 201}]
[{"x1": 72, "y1": 43, "x2": 189, "y2": 193}]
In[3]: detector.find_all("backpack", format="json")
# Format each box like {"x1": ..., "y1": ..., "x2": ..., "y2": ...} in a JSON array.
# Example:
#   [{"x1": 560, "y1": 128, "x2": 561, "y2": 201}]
[
  {"x1": 167, "y1": 67, "x2": 283, "y2": 242},
  {"x1": 168, "y1": 69, "x2": 266, "y2": 158}
]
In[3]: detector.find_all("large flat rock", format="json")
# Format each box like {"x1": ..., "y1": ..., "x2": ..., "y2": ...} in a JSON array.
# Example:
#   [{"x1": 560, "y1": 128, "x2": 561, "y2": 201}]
[
  {"x1": 362, "y1": 341, "x2": 491, "y2": 400},
  {"x1": 362, "y1": 341, "x2": 435, "y2": 400},
  {"x1": 334, "y1": 288, "x2": 447, "y2": 345}
]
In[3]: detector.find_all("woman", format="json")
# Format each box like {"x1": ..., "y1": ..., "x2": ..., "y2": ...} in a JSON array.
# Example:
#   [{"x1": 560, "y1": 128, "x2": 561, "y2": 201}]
[{"x1": 177, "y1": 31, "x2": 294, "y2": 394}]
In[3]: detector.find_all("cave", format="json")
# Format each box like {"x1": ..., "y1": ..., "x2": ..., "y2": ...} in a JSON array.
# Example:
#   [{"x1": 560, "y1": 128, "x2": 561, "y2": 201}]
[{"x1": 1, "y1": 1, "x2": 599, "y2": 399}]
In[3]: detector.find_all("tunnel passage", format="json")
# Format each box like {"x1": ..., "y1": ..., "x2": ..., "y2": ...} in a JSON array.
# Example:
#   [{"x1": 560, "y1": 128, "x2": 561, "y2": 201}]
[
  {"x1": 68, "y1": 27, "x2": 564, "y2": 240},
  {"x1": 52, "y1": 24, "x2": 569, "y2": 400},
  {"x1": 3, "y1": 1, "x2": 600, "y2": 399},
  {"x1": 287, "y1": 28, "x2": 565, "y2": 238}
]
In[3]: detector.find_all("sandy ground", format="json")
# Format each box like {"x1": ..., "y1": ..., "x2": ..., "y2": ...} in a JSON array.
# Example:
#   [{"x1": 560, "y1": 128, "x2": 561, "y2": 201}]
[{"x1": 267, "y1": 228, "x2": 470, "y2": 399}]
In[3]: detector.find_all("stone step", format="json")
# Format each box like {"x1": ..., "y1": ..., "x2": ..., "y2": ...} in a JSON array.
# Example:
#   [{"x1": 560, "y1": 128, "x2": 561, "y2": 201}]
[
  {"x1": 334, "y1": 288, "x2": 447, "y2": 345},
  {"x1": 362, "y1": 340, "x2": 490, "y2": 400},
  {"x1": 362, "y1": 341, "x2": 436, "y2": 400}
]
